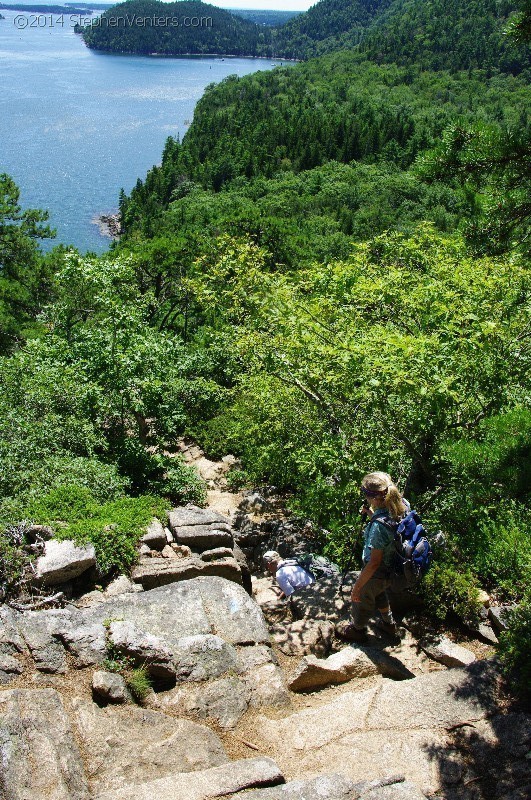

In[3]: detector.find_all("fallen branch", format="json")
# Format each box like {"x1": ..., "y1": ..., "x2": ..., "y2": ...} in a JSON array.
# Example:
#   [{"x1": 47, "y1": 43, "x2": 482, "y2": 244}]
[
  {"x1": 8, "y1": 592, "x2": 65, "y2": 612},
  {"x1": 446, "y1": 721, "x2": 477, "y2": 732}
]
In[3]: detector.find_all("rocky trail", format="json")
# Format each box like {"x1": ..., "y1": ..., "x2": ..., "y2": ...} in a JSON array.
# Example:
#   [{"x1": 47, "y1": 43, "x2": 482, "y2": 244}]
[{"x1": 0, "y1": 445, "x2": 529, "y2": 800}]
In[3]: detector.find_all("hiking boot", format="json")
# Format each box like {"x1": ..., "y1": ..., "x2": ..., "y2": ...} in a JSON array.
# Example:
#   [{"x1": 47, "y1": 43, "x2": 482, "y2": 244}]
[
  {"x1": 376, "y1": 619, "x2": 398, "y2": 635},
  {"x1": 335, "y1": 622, "x2": 369, "y2": 643},
  {"x1": 375, "y1": 619, "x2": 401, "y2": 639}
]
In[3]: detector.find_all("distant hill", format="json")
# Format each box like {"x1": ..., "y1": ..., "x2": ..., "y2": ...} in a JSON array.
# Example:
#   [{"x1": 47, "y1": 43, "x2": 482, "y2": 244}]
[
  {"x1": 270, "y1": 0, "x2": 390, "y2": 59},
  {"x1": 229, "y1": 8, "x2": 301, "y2": 27},
  {"x1": 78, "y1": 0, "x2": 264, "y2": 56}
]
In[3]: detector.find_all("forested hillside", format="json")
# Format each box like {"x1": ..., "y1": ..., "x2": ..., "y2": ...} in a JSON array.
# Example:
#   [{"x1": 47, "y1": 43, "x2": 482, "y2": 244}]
[
  {"x1": 78, "y1": 0, "x2": 263, "y2": 56},
  {"x1": 1, "y1": 0, "x2": 530, "y2": 693},
  {"x1": 359, "y1": 0, "x2": 528, "y2": 72},
  {"x1": 80, "y1": 0, "x2": 530, "y2": 71},
  {"x1": 270, "y1": 0, "x2": 389, "y2": 59}
]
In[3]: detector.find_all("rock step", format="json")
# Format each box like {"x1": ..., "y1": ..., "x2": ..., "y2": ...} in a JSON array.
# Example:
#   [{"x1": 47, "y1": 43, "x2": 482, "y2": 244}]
[
  {"x1": 131, "y1": 553, "x2": 242, "y2": 589},
  {"x1": 253, "y1": 663, "x2": 499, "y2": 796},
  {"x1": 92, "y1": 757, "x2": 284, "y2": 800},
  {"x1": 236, "y1": 775, "x2": 425, "y2": 800},
  {"x1": 72, "y1": 697, "x2": 230, "y2": 795}
]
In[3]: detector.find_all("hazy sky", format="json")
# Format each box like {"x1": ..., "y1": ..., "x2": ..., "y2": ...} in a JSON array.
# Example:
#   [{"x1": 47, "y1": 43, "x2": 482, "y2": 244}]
[{"x1": 213, "y1": 2, "x2": 317, "y2": 10}]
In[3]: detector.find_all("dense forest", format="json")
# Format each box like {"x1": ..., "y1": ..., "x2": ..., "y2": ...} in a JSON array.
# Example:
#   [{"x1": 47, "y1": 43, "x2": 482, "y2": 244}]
[
  {"x1": 79, "y1": 0, "x2": 530, "y2": 71},
  {"x1": 1, "y1": 0, "x2": 530, "y2": 694},
  {"x1": 78, "y1": 0, "x2": 264, "y2": 57}
]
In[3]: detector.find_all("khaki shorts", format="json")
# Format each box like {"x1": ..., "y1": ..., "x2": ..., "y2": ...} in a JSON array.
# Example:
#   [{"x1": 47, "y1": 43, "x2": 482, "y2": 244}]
[{"x1": 351, "y1": 575, "x2": 391, "y2": 629}]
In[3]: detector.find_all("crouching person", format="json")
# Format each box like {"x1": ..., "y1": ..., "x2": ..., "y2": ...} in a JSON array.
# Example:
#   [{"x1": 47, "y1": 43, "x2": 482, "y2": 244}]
[
  {"x1": 336, "y1": 471, "x2": 404, "y2": 643},
  {"x1": 263, "y1": 550, "x2": 315, "y2": 599}
]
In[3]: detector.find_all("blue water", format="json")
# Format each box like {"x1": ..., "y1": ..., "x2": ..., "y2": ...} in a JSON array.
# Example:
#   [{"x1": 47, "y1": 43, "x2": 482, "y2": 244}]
[{"x1": 0, "y1": 7, "x2": 275, "y2": 252}]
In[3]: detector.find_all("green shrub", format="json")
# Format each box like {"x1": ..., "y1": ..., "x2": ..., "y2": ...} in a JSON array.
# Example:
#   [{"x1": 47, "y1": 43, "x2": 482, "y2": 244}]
[
  {"x1": 111, "y1": 439, "x2": 206, "y2": 505},
  {"x1": 0, "y1": 524, "x2": 28, "y2": 598},
  {"x1": 125, "y1": 667, "x2": 152, "y2": 702},
  {"x1": 421, "y1": 563, "x2": 483, "y2": 623},
  {"x1": 21, "y1": 487, "x2": 168, "y2": 576},
  {"x1": 225, "y1": 469, "x2": 249, "y2": 490},
  {"x1": 498, "y1": 598, "x2": 531, "y2": 701}
]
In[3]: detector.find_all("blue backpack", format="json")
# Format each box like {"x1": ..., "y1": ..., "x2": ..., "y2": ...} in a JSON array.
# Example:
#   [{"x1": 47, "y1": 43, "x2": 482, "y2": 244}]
[{"x1": 379, "y1": 510, "x2": 433, "y2": 589}]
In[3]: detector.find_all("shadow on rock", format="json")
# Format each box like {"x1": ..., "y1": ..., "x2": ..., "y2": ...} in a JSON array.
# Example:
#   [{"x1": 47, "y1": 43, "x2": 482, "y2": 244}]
[{"x1": 424, "y1": 660, "x2": 531, "y2": 800}]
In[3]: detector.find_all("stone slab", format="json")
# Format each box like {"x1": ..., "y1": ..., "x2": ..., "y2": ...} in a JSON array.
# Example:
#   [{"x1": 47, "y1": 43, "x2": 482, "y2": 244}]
[
  {"x1": 0, "y1": 689, "x2": 89, "y2": 800},
  {"x1": 131, "y1": 555, "x2": 241, "y2": 590},
  {"x1": 253, "y1": 664, "x2": 498, "y2": 795},
  {"x1": 92, "y1": 757, "x2": 284, "y2": 800},
  {"x1": 235, "y1": 773, "x2": 358, "y2": 799},
  {"x1": 288, "y1": 648, "x2": 380, "y2": 691},
  {"x1": 420, "y1": 636, "x2": 476, "y2": 668},
  {"x1": 173, "y1": 524, "x2": 234, "y2": 551},
  {"x1": 167, "y1": 506, "x2": 230, "y2": 529},
  {"x1": 72, "y1": 697, "x2": 228, "y2": 796}
]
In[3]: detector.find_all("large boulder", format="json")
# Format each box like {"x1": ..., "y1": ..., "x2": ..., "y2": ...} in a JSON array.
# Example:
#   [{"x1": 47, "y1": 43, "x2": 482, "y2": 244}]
[
  {"x1": 0, "y1": 689, "x2": 90, "y2": 799},
  {"x1": 288, "y1": 648, "x2": 379, "y2": 691},
  {"x1": 288, "y1": 645, "x2": 413, "y2": 692},
  {"x1": 253, "y1": 663, "x2": 499, "y2": 796},
  {"x1": 108, "y1": 620, "x2": 176, "y2": 680},
  {"x1": 35, "y1": 539, "x2": 96, "y2": 586},
  {"x1": 167, "y1": 506, "x2": 234, "y2": 551},
  {"x1": 168, "y1": 506, "x2": 230, "y2": 529},
  {"x1": 2, "y1": 578, "x2": 277, "y2": 723}
]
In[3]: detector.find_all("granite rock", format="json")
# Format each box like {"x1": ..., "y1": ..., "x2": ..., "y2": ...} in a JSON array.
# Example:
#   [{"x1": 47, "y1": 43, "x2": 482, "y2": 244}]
[
  {"x1": 92, "y1": 757, "x2": 284, "y2": 800},
  {"x1": 131, "y1": 554, "x2": 241, "y2": 590},
  {"x1": 72, "y1": 697, "x2": 229, "y2": 795},
  {"x1": 141, "y1": 518, "x2": 167, "y2": 551},
  {"x1": 420, "y1": 636, "x2": 476, "y2": 668},
  {"x1": 92, "y1": 670, "x2": 130, "y2": 704},
  {"x1": 35, "y1": 539, "x2": 96, "y2": 586},
  {"x1": 0, "y1": 689, "x2": 90, "y2": 799}
]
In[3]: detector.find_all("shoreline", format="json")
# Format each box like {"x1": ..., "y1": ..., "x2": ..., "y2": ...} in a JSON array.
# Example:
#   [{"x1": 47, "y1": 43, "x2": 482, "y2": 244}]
[
  {"x1": 85, "y1": 46, "x2": 300, "y2": 62},
  {"x1": 92, "y1": 211, "x2": 120, "y2": 240}
]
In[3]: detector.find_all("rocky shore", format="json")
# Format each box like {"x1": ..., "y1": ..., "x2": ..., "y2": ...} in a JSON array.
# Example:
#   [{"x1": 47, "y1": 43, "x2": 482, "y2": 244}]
[{"x1": 93, "y1": 211, "x2": 121, "y2": 239}]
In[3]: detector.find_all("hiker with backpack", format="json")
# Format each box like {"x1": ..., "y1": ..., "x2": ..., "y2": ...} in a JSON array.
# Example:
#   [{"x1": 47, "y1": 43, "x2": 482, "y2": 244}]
[
  {"x1": 336, "y1": 471, "x2": 405, "y2": 643},
  {"x1": 263, "y1": 550, "x2": 315, "y2": 598}
]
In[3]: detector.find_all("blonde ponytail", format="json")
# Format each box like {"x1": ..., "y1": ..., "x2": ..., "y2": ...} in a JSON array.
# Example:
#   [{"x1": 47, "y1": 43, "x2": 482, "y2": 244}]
[{"x1": 361, "y1": 471, "x2": 405, "y2": 521}]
